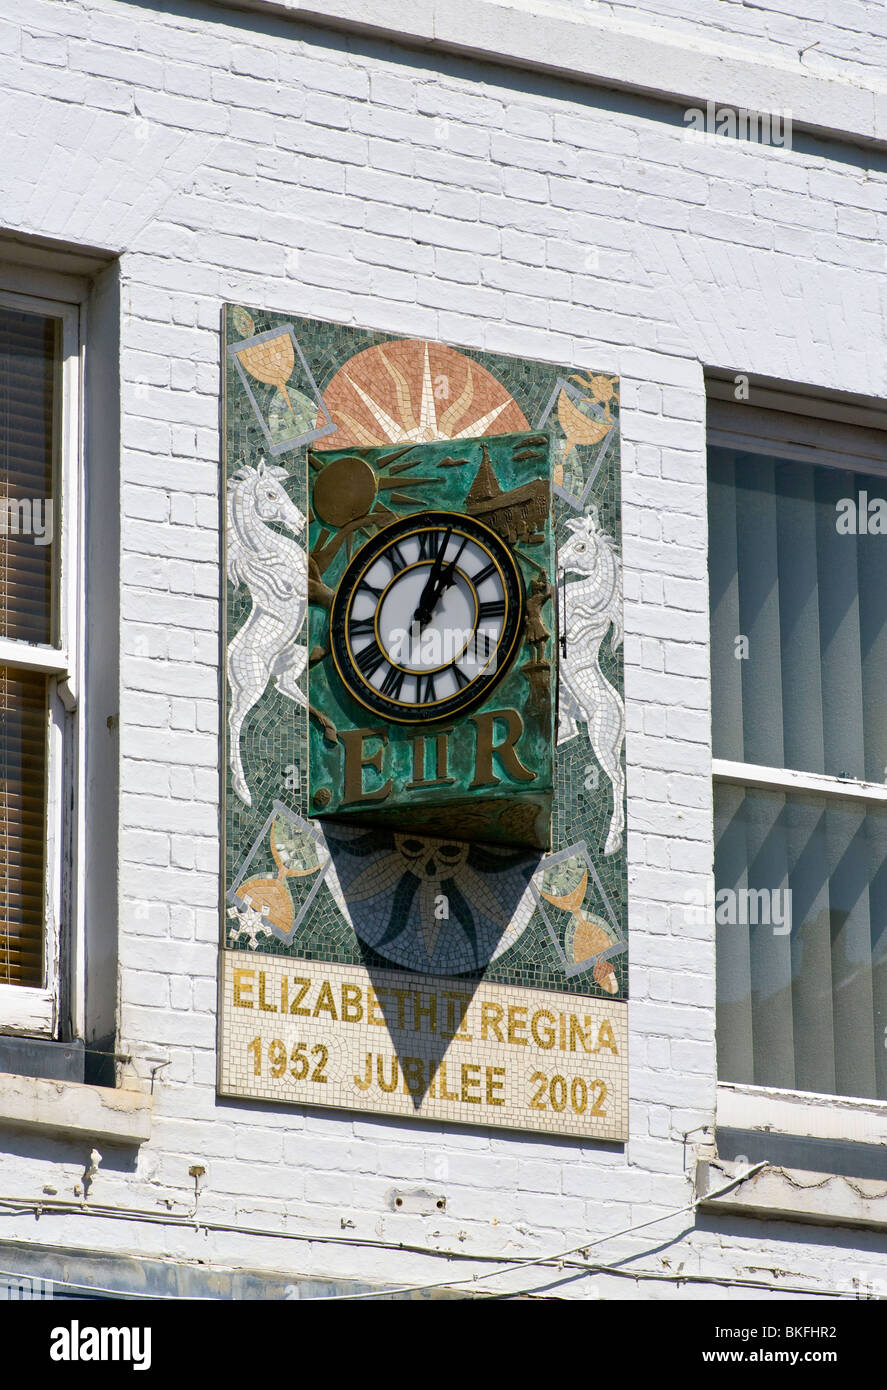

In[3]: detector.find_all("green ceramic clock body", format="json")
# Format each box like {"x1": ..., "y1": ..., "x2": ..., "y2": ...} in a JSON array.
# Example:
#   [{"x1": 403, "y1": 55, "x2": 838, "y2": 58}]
[{"x1": 307, "y1": 432, "x2": 556, "y2": 850}]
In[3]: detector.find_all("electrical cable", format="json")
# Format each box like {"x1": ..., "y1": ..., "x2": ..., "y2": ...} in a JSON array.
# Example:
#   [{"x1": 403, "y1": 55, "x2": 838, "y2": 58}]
[
  {"x1": 299, "y1": 1162, "x2": 770, "y2": 1300},
  {"x1": 1, "y1": 1161, "x2": 877, "y2": 1302},
  {"x1": 0, "y1": 1192, "x2": 557, "y2": 1263},
  {"x1": 525, "y1": 1262, "x2": 884, "y2": 1299}
]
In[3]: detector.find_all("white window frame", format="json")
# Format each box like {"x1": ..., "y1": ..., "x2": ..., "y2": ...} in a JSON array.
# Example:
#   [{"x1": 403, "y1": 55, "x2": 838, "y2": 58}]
[
  {"x1": 709, "y1": 389, "x2": 887, "y2": 1145},
  {"x1": 0, "y1": 285, "x2": 84, "y2": 1038}
]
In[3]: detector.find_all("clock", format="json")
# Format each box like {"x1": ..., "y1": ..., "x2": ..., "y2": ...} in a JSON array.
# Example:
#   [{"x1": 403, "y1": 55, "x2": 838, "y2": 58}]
[
  {"x1": 307, "y1": 431, "x2": 556, "y2": 850},
  {"x1": 328, "y1": 510, "x2": 525, "y2": 725}
]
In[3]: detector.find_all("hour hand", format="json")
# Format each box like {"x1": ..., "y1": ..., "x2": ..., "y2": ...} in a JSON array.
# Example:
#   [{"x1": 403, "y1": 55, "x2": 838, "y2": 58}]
[
  {"x1": 417, "y1": 538, "x2": 467, "y2": 625},
  {"x1": 414, "y1": 530, "x2": 451, "y2": 624},
  {"x1": 413, "y1": 574, "x2": 439, "y2": 627},
  {"x1": 414, "y1": 584, "x2": 441, "y2": 628}
]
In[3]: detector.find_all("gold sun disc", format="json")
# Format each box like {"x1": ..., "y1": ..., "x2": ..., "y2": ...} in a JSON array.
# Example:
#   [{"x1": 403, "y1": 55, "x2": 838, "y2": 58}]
[{"x1": 313, "y1": 456, "x2": 378, "y2": 528}]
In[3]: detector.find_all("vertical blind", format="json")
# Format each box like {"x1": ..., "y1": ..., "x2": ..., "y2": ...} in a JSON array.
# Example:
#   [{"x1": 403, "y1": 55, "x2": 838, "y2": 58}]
[
  {"x1": 710, "y1": 445, "x2": 887, "y2": 1101},
  {"x1": 0, "y1": 306, "x2": 57, "y2": 988},
  {"x1": 710, "y1": 447, "x2": 887, "y2": 782},
  {"x1": 715, "y1": 785, "x2": 887, "y2": 1100}
]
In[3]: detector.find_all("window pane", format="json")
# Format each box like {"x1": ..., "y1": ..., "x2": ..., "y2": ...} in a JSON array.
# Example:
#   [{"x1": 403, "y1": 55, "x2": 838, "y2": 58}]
[
  {"x1": 709, "y1": 447, "x2": 887, "y2": 782},
  {"x1": 0, "y1": 307, "x2": 59, "y2": 646},
  {"x1": 715, "y1": 783, "x2": 887, "y2": 1102},
  {"x1": 0, "y1": 665, "x2": 47, "y2": 987}
]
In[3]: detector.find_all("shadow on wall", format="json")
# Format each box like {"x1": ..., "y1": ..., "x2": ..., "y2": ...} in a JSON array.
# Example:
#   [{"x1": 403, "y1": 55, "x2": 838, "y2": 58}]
[
  {"x1": 124, "y1": 0, "x2": 887, "y2": 177},
  {"x1": 717, "y1": 1125, "x2": 887, "y2": 1182}
]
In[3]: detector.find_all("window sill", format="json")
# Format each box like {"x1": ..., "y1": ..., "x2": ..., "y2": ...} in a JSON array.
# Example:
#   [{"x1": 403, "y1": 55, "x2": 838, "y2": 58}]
[
  {"x1": 0, "y1": 984, "x2": 55, "y2": 1037},
  {"x1": 697, "y1": 1156, "x2": 887, "y2": 1234},
  {"x1": 0, "y1": 1072, "x2": 152, "y2": 1146},
  {"x1": 718, "y1": 1081, "x2": 887, "y2": 1146},
  {"x1": 713, "y1": 758, "x2": 887, "y2": 805}
]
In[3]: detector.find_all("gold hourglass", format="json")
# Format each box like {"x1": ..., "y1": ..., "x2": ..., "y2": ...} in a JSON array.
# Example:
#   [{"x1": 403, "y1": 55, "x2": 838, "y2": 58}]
[
  {"x1": 236, "y1": 332, "x2": 299, "y2": 427},
  {"x1": 539, "y1": 859, "x2": 619, "y2": 992},
  {"x1": 556, "y1": 372, "x2": 616, "y2": 472},
  {"x1": 235, "y1": 815, "x2": 323, "y2": 937}
]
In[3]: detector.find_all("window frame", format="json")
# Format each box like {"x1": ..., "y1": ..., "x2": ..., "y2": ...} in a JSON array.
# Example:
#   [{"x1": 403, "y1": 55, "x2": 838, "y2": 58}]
[
  {"x1": 0, "y1": 285, "x2": 84, "y2": 1037},
  {"x1": 708, "y1": 386, "x2": 887, "y2": 1142}
]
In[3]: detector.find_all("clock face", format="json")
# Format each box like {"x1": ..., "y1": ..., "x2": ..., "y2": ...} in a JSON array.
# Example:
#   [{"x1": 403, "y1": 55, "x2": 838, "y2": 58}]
[{"x1": 329, "y1": 510, "x2": 525, "y2": 724}]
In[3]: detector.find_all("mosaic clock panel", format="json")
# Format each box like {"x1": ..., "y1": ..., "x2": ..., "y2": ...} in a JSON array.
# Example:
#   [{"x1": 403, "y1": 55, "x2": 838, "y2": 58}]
[{"x1": 220, "y1": 305, "x2": 628, "y2": 1139}]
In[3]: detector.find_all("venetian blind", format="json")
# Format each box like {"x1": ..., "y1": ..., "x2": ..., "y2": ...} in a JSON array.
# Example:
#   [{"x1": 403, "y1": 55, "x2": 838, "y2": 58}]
[
  {"x1": 0, "y1": 667, "x2": 47, "y2": 985},
  {"x1": 709, "y1": 443, "x2": 887, "y2": 1101},
  {"x1": 0, "y1": 306, "x2": 57, "y2": 988}
]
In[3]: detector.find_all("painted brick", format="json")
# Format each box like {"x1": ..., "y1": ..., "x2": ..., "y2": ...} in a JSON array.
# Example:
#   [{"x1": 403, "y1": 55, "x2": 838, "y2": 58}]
[{"x1": 2, "y1": 0, "x2": 886, "y2": 1305}]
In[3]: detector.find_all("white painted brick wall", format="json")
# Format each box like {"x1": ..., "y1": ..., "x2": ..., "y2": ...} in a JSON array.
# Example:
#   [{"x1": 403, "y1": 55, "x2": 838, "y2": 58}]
[
  {"x1": 596, "y1": 0, "x2": 887, "y2": 86},
  {"x1": 0, "y1": 0, "x2": 886, "y2": 1299}
]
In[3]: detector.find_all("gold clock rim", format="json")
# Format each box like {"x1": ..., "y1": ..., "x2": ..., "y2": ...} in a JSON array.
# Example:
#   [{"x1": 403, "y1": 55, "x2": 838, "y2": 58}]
[
  {"x1": 329, "y1": 511, "x2": 526, "y2": 724},
  {"x1": 343, "y1": 525, "x2": 510, "y2": 708}
]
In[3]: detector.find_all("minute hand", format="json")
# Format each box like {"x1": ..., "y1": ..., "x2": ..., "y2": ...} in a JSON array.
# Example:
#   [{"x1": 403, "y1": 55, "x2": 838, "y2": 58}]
[
  {"x1": 414, "y1": 529, "x2": 452, "y2": 623},
  {"x1": 435, "y1": 537, "x2": 468, "y2": 595}
]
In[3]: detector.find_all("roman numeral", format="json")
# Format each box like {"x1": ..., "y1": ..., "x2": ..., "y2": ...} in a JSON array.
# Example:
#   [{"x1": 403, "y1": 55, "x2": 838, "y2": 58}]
[
  {"x1": 349, "y1": 615, "x2": 375, "y2": 639},
  {"x1": 478, "y1": 599, "x2": 506, "y2": 621},
  {"x1": 473, "y1": 631, "x2": 496, "y2": 661},
  {"x1": 387, "y1": 541, "x2": 409, "y2": 572},
  {"x1": 416, "y1": 673, "x2": 437, "y2": 704},
  {"x1": 417, "y1": 530, "x2": 437, "y2": 560},
  {"x1": 453, "y1": 664, "x2": 470, "y2": 690},
  {"x1": 472, "y1": 561, "x2": 498, "y2": 586},
  {"x1": 355, "y1": 640, "x2": 386, "y2": 679},
  {"x1": 358, "y1": 578, "x2": 384, "y2": 600},
  {"x1": 380, "y1": 665, "x2": 405, "y2": 700}
]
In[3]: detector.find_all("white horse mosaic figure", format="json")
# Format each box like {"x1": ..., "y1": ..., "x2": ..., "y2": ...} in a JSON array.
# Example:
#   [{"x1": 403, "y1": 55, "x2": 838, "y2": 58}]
[
  {"x1": 558, "y1": 509, "x2": 625, "y2": 856},
  {"x1": 227, "y1": 458, "x2": 308, "y2": 807}
]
